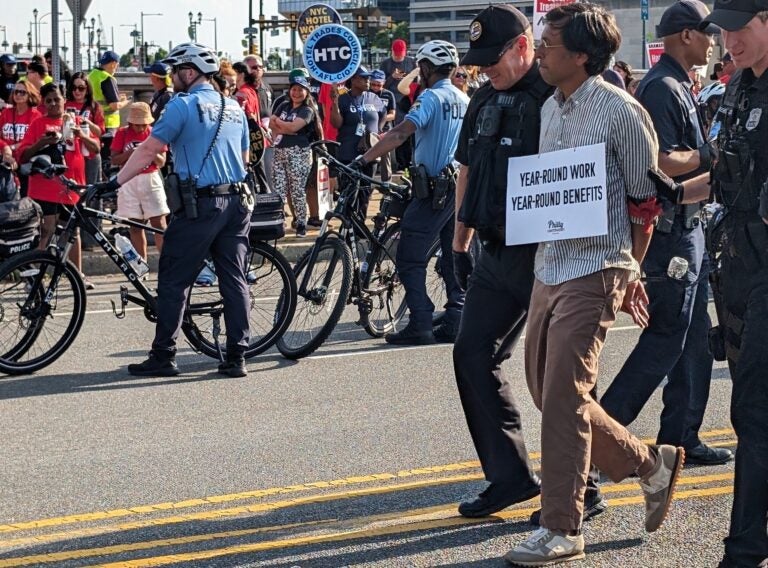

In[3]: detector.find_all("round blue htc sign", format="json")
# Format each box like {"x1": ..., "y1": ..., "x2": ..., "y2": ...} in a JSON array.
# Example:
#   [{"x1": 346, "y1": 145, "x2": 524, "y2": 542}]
[{"x1": 303, "y1": 24, "x2": 362, "y2": 83}]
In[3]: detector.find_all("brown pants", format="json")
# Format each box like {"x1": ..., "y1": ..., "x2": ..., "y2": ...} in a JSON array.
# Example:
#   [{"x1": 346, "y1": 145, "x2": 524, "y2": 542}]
[{"x1": 524, "y1": 269, "x2": 654, "y2": 531}]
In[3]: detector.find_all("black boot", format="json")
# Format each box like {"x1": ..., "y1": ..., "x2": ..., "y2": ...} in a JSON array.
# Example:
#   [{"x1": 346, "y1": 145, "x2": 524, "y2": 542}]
[
  {"x1": 218, "y1": 357, "x2": 247, "y2": 378},
  {"x1": 385, "y1": 322, "x2": 436, "y2": 346},
  {"x1": 128, "y1": 352, "x2": 179, "y2": 377}
]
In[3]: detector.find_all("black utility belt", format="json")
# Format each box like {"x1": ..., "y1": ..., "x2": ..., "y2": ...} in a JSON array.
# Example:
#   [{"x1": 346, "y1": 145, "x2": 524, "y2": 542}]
[
  {"x1": 195, "y1": 183, "x2": 242, "y2": 198},
  {"x1": 408, "y1": 164, "x2": 456, "y2": 210}
]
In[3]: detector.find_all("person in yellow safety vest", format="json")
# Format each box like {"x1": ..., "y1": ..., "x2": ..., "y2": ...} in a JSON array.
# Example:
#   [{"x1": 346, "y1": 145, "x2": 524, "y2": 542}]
[{"x1": 87, "y1": 51, "x2": 129, "y2": 136}]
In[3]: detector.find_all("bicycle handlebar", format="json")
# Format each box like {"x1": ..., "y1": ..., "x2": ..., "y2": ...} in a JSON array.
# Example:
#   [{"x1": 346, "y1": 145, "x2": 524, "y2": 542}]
[{"x1": 309, "y1": 140, "x2": 410, "y2": 200}]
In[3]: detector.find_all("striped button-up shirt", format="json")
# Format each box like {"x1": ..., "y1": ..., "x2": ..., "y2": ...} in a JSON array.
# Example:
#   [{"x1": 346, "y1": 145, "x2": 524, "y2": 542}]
[{"x1": 534, "y1": 75, "x2": 658, "y2": 286}]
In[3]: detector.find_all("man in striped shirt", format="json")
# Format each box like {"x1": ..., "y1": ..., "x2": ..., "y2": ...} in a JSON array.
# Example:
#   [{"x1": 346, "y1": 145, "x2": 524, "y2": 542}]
[{"x1": 505, "y1": 4, "x2": 685, "y2": 566}]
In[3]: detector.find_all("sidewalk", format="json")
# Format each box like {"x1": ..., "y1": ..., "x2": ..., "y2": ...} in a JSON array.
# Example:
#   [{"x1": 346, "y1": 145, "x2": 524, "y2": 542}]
[{"x1": 81, "y1": 192, "x2": 385, "y2": 276}]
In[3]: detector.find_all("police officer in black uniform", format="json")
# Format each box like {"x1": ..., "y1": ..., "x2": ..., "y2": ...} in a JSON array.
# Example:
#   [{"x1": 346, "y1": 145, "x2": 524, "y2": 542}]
[
  {"x1": 99, "y1": 42, "x2": 253, "y2": 378},
  {"x1": 601, "y1": 0, "x2": 733, "y2": 467},
  {"x1": 450, "y1": 5, "x2": 575, "y2": 519},
  {"x1": 698, "y1": 2, "x2": 768, "y2": 566}
]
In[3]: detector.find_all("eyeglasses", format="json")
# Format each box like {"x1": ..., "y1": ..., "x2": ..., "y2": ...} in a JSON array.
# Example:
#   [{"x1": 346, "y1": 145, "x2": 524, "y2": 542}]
[
  {"x1": 455, "y1": 73, "x2": 468, "y2": 79},
  {"x1": 534, "y1": 39, "x2": 566, "y2": 52},
  {"x1": 172, "y1": 65, "x2": 193, "y2": 74},
  {"x1": 72, "y1": 85, "x2": 87, "y2": 91},
  {"x1": 13, "y1": 89, "x2": 28, "y2": 96},
  {"x1": 250, "y1": 64, "x2": 264, "y2": 70}
]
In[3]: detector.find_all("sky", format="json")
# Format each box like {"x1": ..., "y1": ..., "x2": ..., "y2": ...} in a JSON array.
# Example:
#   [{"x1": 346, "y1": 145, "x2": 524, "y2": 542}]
[{"x1": 1, "y1": 0, "x2": 293, "y2": 66}]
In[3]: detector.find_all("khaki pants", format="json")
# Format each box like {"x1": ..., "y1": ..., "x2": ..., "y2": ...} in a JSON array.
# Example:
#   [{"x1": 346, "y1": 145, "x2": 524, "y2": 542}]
[{"x1": 524, "y1": 269, "x2": 654, "y2": 531}]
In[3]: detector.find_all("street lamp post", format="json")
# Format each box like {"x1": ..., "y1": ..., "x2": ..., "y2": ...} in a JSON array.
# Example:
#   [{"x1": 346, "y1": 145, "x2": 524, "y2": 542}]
[
  {"x1": 38, "y1": 11, "x2": 63, "y2": 53},
  {"x1": 140, "y1": 12, "x2": 163, "y2": 67},
  {"x1": 201, "y1": 17, "x2": 218, "y2": 54},
  {"x1": 121, "y1": 24, "x2": 139, "y2": 59},
  {"x1": 0, "y1": 26, "x2": 8, "y2": 50},
  {"x1": 84, "y1": 17, "x2": 95, "y2": 69},
  {"x1": 188, "y1": 11, "x2": 202, "y2": 43},
  {"x1": 33, "y1": 9, "x2": 39, "y2": 54}
]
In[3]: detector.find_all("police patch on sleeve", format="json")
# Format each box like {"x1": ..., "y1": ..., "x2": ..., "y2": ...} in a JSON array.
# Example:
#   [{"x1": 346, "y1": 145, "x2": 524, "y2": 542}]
[
  {"x1": 470, "y1": 21, "x2": 482, "y2": 42},
  {"x1": 746, "y1": 108, "x2": 762, "y2": 131}
]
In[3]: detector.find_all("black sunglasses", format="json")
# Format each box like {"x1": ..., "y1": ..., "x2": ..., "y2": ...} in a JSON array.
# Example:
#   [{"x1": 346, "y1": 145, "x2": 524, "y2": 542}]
[
  {"x1": 72, "y1": 84, "x2": 87, "y2": 91},
  {"x1": 13, "y1": 89, "x2": 28, "y2": 96},
  {"x1": 455, "y1": 73, "x2": 468, "y2": 79}
]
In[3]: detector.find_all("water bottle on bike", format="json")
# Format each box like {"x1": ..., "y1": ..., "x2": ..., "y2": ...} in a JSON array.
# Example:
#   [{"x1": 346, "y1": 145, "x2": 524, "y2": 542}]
[{"x1": 114, "y1": 233, "x2": 149, "y2": 277}]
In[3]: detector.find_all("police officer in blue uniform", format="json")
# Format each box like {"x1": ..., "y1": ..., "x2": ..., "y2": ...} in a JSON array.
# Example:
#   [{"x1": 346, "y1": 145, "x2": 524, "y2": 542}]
[
  {"x1": 600, "y1": 0, "x2": 733, "y2": 466},
  {"x1": 98, "y1": 43, "x2": 253, "y2": 378},
  {"x1": 698, "y1": 1, "x2": 768, "y2": 565},
  {"x1": 354, "y1": 40, "x2": 469, "y2": 344}
]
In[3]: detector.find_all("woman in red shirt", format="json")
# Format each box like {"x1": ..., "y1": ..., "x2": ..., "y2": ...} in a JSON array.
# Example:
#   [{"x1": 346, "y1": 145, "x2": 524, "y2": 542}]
[
  {"x1": 233, "y1": 61, "x2": 260, "y2": 120},
  {"x1": 18, "y1": 83, "x2": 100, "y2": 286},
  {"x1": 0, "y1": 80, "x2": 42, "y2": 197},
  {"x1": 65, "y1": 71, "x2": 104, "y2": 184}
]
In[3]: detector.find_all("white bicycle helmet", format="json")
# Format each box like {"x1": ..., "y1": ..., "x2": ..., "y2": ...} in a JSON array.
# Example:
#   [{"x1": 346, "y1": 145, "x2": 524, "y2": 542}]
[
  {"x1": 416, "y1": 40, "x2": 459, "y2": 67},
  {"x1": 163, "y1": 42, "x2": 220, "y2": 75},
  {"x1": 697, "y1": 81, "x2": 726, "y2": 104}
]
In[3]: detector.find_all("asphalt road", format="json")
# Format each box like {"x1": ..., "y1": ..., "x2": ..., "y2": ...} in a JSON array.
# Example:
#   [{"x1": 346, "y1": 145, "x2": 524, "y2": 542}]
[{"x1": 0, "y1": 275, "x2": 736, "y2": 567}]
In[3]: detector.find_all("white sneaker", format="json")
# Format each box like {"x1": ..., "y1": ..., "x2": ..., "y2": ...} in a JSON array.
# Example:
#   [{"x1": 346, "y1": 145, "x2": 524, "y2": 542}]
[{"x1": 503, "y1": 528, "x2": 585, "y2": 566}]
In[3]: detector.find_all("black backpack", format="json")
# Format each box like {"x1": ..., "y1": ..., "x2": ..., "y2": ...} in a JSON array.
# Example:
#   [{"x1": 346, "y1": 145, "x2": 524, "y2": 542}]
[{"x1": 0, "y1": 168, "x2": 42, "y2": 258}]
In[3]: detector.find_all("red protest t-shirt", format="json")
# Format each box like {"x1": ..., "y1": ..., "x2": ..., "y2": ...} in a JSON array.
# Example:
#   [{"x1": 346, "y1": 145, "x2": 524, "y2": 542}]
[
  {"x1": 235, "y1": 84, "x2": 261, "y2": 120},
  {"x1": 64, "y1": 100, "x2": 106, "y2": 134},
  {"x1": 0, "y1": 106, "x2": 42, "y2": 157},
  {"x1": 111, "y1": 125, "x2": 165, "y2": 174},
  {"x1": 317, "y1": 83, "x2": 338, "y2": 142},
  {"x1": 18, "y1": 115, "x2": 86, "y2": 205}
]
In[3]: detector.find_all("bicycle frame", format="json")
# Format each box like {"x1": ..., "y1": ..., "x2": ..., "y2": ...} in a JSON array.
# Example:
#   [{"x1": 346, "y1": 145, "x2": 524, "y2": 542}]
[
  {"x1": 297, "y1": 171, "x2": 397, "y2": 304},
  {"x1": 51, "y1": 198, "x2": 159, "y2": 317}
]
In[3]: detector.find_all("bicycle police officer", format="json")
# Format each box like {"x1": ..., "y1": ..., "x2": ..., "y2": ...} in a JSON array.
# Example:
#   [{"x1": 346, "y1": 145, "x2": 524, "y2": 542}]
[
  {"x1": 354, "y1": 40, "x2": 469, "y2": 345},
  {"x1": 699, "y1": 2, "x2": 768, "y2": 565},
  {"x1": 98, "y1": 43, "x2": 253, "y2": 378}
]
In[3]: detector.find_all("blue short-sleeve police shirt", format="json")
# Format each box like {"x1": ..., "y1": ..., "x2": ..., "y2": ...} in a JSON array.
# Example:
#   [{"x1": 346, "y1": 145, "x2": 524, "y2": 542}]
[
  {"x1": 151, "y1": 83, "x2": 249, "y2": 186},
  {"x1": 405, "y1": 79, "x2": 469, "y2": 176}
]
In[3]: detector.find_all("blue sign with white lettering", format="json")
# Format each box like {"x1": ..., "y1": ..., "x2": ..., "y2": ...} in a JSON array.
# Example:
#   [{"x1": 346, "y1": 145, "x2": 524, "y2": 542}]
[
  {"x1": 303, "y1": 23, "x2": 362, "y2": 83},
  {"x1": 641, "y1": 0, "x2": 649, "y2": 20}
]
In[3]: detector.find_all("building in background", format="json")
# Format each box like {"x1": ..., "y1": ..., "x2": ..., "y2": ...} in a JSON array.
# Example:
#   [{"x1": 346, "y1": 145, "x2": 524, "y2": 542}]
[{"x1": 408, "y1": 0, "x2": 721, "y2": 70}]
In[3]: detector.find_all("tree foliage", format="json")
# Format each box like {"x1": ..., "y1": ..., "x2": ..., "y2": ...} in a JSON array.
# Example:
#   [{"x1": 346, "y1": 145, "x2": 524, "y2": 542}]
[{"x1": 372, "y1": 21, "x2": 408, "y2": 50}]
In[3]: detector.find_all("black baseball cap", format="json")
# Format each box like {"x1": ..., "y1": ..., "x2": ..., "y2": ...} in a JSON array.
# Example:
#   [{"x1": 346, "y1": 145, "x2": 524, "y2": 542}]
[
  {"x1": 143, "y1": 62, "x2": 170, "y2": 76},
  {"x1": 656, "y1": 0, "x2": 720, "y2": 37},
  {"x1": 461, "y1": 4, "x2": 531, "y2": 67},
  {"x1": 703, "y1": 0, "x2": 766, "y2": 31}
]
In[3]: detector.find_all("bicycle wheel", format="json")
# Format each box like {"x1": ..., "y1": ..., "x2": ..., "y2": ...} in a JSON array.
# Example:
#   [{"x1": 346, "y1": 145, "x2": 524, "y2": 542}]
[
  {"x1": 426, "y1": 239, "x2": 448, "y2": 319},
  {"x1": 361, "y1": 223, "x2": 408, "y2": 337},
  {"x1": 0, "y1": 251, "x2": 87, "y2": 375},
  {"x1": 183, "y1": 242, "x2": 297, "y2": 360},
  {"x1": 277, "y1": 236, "x2": 352, "y2": 360}
]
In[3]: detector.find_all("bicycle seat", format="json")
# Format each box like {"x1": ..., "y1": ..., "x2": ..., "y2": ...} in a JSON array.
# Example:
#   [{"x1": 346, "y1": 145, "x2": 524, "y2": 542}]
[{"x1": 20, "y1": 155, "x2": 68, "y2": 178}]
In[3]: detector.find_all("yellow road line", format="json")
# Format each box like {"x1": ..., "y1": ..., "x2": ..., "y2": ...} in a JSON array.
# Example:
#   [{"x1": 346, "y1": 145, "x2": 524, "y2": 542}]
[
  {"x1": 0, "y1": 429, "x2": 735, "y2": 535},
  {"x1": 84, "y1": 485, "x2": 735, "y2": 568},
  {"x1": 0, "y1": 473, "x2": 736, "y2": 566}
]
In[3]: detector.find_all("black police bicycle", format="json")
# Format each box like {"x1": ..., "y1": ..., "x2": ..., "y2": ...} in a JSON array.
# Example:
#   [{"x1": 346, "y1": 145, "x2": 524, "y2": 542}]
[
  {"x1": 0, "y1": 157, "x2": 297, "y2": 375},
  {"x1": 276, "y1": 140, "x2": 445, "y2": 360}
]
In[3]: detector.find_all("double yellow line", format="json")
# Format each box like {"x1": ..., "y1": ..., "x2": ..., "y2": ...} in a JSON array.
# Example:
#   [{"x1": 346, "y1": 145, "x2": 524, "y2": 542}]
[{"x1": 0, "y1": 429, "x2": 736, "y2": 567}]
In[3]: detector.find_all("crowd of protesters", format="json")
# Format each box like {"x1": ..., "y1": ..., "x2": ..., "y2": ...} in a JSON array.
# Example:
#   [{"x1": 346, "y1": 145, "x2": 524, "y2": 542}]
[{"x1": 0, "y1": 0, "x2": 766, "y2": 563}]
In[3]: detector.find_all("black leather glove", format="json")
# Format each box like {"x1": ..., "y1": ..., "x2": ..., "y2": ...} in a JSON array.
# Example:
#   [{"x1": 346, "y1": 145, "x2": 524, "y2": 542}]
[
  {"x1": 648, "y1": 168, "x2": 684, "y2": 204},
  {"x1": 698, "y1": 141, "x2": 716, "y2": 172},
  {"x1": 759, "y1": 180, "x2": 768, "y2": 220},
  {"x1": 349, "y1": 155, "x2": 367, "y2": 172},
  {"x1": 94, "y1": 175, "x2": 121, "y2": 195},
  {"x1": 453, "y1": 250, "x2": 474, "y2": 292}
]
